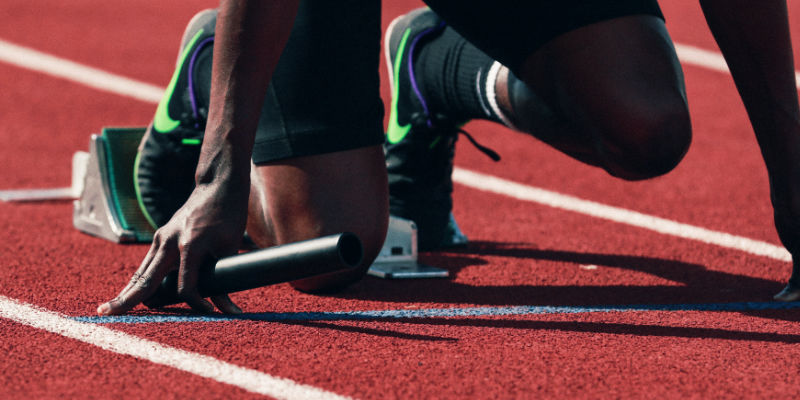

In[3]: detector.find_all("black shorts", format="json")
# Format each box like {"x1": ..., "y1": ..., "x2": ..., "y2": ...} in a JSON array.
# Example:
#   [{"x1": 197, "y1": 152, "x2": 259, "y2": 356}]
[
  {"x1": 252, "y1": 0, "x2": 663, "y2": 163},
  {"x1": 252, "y1": 0, "x2": 385, "y2": 164},
  {"x1": 424, "y1": 0, "x2": 664, "y2": 75}
]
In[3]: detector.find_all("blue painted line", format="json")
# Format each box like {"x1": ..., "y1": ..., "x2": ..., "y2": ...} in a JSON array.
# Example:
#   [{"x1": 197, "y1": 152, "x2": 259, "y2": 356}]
[{"x1": 72, "y1": 301, "x2": 800, "y2": 324}]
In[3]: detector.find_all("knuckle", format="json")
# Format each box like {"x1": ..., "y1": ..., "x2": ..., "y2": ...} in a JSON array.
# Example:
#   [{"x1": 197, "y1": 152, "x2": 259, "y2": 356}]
[
  {"x1": 178, "y1": 234, "x2": 199, "y2": 253},
  {"x1": 152, "y1": 228, "x2": 166, "y2": 242},
  {"x1": 154, "y1": 228, "x2": 179, "y2": 247},
  {"x1": 178, "y1": 240, "x2": 190, "y2": 255},
  {"x1": 128, "y1": 272, "x2": 141, "y2": 284},
  {"x1": 133, "y1": 274, "x2": 152, "y2": 289}
]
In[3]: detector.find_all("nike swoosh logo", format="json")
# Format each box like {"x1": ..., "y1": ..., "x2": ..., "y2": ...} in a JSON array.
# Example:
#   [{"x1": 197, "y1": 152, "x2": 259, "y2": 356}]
[
  {"x1": 386, "y1": 28, "x2": 413, "y2": 144},
  {"x1": 153, "y1": 29, "x2": 206, "y2": 133}
]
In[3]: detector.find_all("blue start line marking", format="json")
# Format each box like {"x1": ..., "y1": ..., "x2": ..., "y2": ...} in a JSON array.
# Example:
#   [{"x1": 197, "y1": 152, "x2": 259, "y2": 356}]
[{"x1": 73, "y1": 301, "x2": 800, "y2": 324}]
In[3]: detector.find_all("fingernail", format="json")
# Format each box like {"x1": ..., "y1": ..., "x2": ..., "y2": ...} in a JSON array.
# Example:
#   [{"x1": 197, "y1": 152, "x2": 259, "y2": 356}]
[{"x1": 97, "y1": 303, "x2": 110, "y2": 316}]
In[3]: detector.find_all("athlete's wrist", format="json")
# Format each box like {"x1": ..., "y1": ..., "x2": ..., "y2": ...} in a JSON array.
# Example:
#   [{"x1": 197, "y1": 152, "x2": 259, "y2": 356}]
[{"x1": 195, "y1": 138, "x2": 251, "y2": 188}]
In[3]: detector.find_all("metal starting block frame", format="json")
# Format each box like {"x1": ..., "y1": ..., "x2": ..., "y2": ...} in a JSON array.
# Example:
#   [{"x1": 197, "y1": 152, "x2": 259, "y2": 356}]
[
  {"x1": 72, "y1": 127, "x2": 448, "y2": 279},
  {"x1": 367, "y1": 217, "x2": 449, "y2": 279},
  {"x1": 73, "y1": 127, "x2": 155, "y2": 243}
]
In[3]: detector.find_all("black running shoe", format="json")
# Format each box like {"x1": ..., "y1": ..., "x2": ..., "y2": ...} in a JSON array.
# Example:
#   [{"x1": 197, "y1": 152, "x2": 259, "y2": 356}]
[
  {"x1": 135, "y1": 9, "x2": 216, "y2": 228},
  {"x1": 384, "y1": 8, "x2": 498, "y2": 251}
]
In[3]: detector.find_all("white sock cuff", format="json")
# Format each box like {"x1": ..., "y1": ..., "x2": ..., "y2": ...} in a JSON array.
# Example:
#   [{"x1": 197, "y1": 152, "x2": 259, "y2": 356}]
[{"x1": 485, "y1": 61, "x2": 518, "y2": 131}]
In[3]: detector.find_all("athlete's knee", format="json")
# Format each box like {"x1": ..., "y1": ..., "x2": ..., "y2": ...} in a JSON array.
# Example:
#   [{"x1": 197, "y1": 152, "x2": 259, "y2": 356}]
[
  {"x1": 602, "y1": 101, "x2": 692, "y2": 180},
  {"x1": 246, "y1": 181, "x2": 389, "y2": 293}
]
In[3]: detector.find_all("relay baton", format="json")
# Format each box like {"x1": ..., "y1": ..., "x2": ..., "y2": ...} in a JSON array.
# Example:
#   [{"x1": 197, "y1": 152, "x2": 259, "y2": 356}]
[{"x1": 143, "y1": 232, "x2": 363, "y2": 308}]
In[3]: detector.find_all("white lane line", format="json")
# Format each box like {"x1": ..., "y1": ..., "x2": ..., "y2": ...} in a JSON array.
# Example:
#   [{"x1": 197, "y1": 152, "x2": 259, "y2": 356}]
[
  {"x1": 0, "y1": 37, "x2": 794, "y2": 262},
  {"x1": 0, "y1": 296, "x2": 352, "y2": 400},
  {"x1": 0, "y1": 39, "x2": 163, "y2": 103},
  {"x1": 675, "y1": 43, "x2": 800, "y2": 90},
  {"x1": 0, "y1": 187, "x2": 75, "y2": 202},
  {"x1": 675, "y1": 43, "x2": 730, "y2": 73},
  {"x1": 0, "y1": 38, "x2": 796, "y2": 106},
  {"x1": 453, "y1": 168, "x2": 791, "y2": 263},
  {"x1": 0, "y1": 33, "x2": 794, "y2": 397}
]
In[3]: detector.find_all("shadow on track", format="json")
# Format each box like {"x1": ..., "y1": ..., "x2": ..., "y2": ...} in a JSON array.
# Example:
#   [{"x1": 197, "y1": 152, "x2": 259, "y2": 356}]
[
  {"x1": 389, "y1": 318, "x2": 800, "y2": 344},
  {"x1": 338, "y1": 240, "x2": 782, "y2": 306}
]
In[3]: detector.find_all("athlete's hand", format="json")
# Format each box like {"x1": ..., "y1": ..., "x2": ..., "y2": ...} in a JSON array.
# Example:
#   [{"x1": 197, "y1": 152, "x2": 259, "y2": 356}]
[
  {"x1": 97, "y1": 180, "x2": 248, "y2": 315},
  {"x1": 95, "y1": 0, "x2": 299, "y2": 316}
]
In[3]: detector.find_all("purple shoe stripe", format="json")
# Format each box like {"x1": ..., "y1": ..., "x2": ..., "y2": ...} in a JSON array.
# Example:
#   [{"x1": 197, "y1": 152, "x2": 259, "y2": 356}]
[
  {"x1": 407, "y1": 21, "x2": 446, "y2": 128},
  {"x1": 187, "y1": 36, "x2": 215, "y2": 129}
]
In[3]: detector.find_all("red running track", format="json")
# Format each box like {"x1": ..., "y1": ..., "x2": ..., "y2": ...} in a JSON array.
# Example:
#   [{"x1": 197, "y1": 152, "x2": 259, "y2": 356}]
[{"x1": 1, "y1": 1, "x2": 800, "y2": 399}]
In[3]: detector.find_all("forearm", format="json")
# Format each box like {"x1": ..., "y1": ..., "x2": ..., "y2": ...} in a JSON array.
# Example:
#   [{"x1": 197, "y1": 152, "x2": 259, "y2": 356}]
[
  {"x1": 196, "y1": 0, "x2": 299, "y2": 186},
  {"x1": 699, "y1": 0, "x2": 800, "y2": 190}
]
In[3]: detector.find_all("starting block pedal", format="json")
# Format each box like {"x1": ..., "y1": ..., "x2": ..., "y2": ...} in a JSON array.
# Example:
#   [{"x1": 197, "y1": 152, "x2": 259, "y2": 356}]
[
  {"x1": 72, "y1": 127, "x2": 448, "y2": 278},
  {"x1": 73, "y1": 127, "x2": 155, "y2": 243}
]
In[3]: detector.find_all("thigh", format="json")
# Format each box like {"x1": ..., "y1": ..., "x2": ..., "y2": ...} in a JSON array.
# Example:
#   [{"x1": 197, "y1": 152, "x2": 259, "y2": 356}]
[
  {"x1": 426, "y1": 1, "x2": 690, "y2": 178},
  {"x1": 252, "y1": 0, "x2": 385, "y2": 164},
  {"x1": 524, "y1": 14, "x2": 690, "y2": 173},
  {"x1": 423, "y1": 0, "x2": 664, "y2": 76},
  {"x1": 493, "y1": 13, "x2": 691, "y2": 179}
]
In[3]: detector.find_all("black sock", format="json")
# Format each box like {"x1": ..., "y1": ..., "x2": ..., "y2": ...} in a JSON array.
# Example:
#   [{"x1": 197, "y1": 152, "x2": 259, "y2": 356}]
[{"x1": 415, "y1": 27, "x2": 503, "y2": 124}]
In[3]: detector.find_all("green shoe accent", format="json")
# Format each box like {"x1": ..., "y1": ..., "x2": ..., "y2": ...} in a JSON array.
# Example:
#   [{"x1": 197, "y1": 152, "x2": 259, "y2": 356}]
[
  {"x1": 386, "y1": 28, "x2": 413, "y2": 145},
  {"x1": 153, "y1": 29, "x2": 206, "y2": 133},
  {"x1": 181, "y1": 138, "x2": 201, "y2": 145}
]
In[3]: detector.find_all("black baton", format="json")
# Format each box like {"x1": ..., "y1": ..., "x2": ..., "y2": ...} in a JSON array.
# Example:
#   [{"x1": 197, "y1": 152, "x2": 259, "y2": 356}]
[{"x1": 143, "y1": 232, "x2": 363, "y2": 308}]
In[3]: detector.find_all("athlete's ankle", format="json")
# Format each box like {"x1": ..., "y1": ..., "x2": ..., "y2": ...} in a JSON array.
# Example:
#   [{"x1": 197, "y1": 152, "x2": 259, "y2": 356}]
[{"x1": 414, "y1": 26, "x2": 505, "y2": 124}]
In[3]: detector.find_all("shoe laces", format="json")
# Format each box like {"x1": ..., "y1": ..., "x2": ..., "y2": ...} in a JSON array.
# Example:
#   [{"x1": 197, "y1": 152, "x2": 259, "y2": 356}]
[
  {"x1": 411, "y1": 112, "x2": 501, "y2": 162},
  {"x1": 456, "y1": 126, "x2": 500, "y2": 161}
]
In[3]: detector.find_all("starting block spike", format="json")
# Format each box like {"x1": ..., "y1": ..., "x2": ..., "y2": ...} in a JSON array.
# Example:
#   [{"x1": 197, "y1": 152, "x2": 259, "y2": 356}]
[{"x1": 72, "y1": 127, "x2": 448, "y2": 278}]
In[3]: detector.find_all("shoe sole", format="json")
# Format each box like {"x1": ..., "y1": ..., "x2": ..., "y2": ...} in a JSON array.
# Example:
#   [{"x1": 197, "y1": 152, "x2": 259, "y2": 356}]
[
  {"x1": 178, "y1": 8, "x2": 217, "y2": 66},
  {"x1": 383, "y1": 14, "x2": 403, "y2": 90},
  {"x1": 383, "y1": 8, "x2": 431, "y2": 91}
]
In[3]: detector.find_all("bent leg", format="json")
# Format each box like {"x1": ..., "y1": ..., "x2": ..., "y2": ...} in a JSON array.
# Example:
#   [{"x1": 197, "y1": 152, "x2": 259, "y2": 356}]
[
  {"x1": 246, "y1": 146, "x2": 389, "y2": 292},
  {"x1": 420, "y1": 2, "x2": 693, "y2": 180},
  {"x1": 243, "y1": 0, "x2": 386, "y2": 292},
  {"x1": 507, "y1": 15, "x2": 692, "y2": 179}
]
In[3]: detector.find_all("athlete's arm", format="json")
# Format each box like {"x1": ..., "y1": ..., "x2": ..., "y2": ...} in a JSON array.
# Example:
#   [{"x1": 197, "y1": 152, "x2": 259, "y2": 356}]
[
  {"x1": 699, "y1": 0, "x2": 800, "y2": 297},
  {"x1": 199, "y1": 0, "x2": 298, "y2": 187},
  {"x1": 97, "y1": 0, "x2": 299, "y2": 315}
]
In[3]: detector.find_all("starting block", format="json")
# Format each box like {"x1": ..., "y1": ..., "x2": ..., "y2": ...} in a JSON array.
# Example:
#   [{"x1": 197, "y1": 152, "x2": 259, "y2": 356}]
[
  {"x1": 73, "y1": 127, "x2": 155, "y2": 243},
  {"x1": 367, "y1": 217, "x2": 449, "y2": 279},
  {"x1": 71, "y1": 127, "x2": 448, "y2": 279}
]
